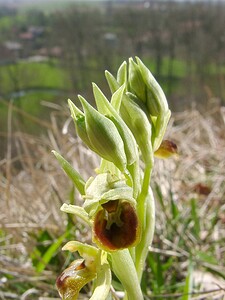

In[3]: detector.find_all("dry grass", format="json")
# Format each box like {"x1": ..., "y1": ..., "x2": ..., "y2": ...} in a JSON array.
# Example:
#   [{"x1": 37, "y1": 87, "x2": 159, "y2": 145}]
[{"x1": 0, "y1": 100, "x2": 225, "y2": 299}]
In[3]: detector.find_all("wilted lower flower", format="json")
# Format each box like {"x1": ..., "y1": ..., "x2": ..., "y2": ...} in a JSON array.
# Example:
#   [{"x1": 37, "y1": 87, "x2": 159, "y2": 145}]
[
  {"x1": 93, "y1": 199, "x2": 140, "y2": 251},
  {"x1": 56, "y1": 242, "x2": 100, "y2": 300},
  {"x1": 56, "y1": 258, "x2": 96, "y2": 300}
]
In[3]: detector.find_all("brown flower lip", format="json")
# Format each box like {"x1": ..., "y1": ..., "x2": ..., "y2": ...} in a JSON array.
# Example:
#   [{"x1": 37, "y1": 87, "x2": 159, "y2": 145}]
[
  {"x1": 93, "y1": 200, "x2": 140, "y2": 251},
  {"x1": 154, "y1": 139, "x2": 178, "y2": 159}
]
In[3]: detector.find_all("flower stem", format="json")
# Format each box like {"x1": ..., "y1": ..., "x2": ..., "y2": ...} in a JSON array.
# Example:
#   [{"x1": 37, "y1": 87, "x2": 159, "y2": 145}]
[
  {"x1": 135, "y1": 164, "x2": 155, "y2": 281},
  {"x1": 135, "y1": 189, "x2": 155, "y2": 281},
  {"x1": 111, "y1": 249, "x2": 144, "y2": 300}
]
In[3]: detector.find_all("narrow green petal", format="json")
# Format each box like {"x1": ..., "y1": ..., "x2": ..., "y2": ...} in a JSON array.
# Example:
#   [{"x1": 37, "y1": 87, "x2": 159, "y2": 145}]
[
  {"x1": 60, "y1": 203, "x2": 91, "y2": 225},
  {"x1": 62, "y1": 241, "x2": 99, "y2": 260}
]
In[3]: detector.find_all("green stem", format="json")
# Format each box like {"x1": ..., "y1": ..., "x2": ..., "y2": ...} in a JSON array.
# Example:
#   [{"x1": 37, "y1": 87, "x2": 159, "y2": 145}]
[
  {"x1": 137, "y1": 164, "x2": 152, "y2": 230},
  {"x1": 127, "y1": 160, "x2": 140, "y2": 199},
  {"x1": 111, "y1": 249, "x2": 144, "y2": 300},
  {"x1": 135, "y1": 188, "x2": 155, "y2": 281},
  {"x1": 135, "y1": 164, "x2": 154, "y2": 281}
]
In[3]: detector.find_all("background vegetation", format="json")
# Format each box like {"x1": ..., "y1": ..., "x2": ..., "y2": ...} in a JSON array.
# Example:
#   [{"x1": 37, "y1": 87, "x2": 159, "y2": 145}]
[{"x1": 0, "y1": 0, "x2": 225, "y2": 299}]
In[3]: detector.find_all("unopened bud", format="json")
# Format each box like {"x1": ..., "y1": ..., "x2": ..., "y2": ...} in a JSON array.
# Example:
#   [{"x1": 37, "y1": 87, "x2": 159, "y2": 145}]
[
  {"x1": 92, "y1": 83, "x2": 138, "y2": 165},
  {"x1": 79, "y1": 96, "x2": 127, "y2": 172},
  {"x1": 120, "y1": 94, "x2": 153, "y2": 165},
  {"x1": 128, "y1": 57, "x2": 146, "y2": 102},
  {"x1": 68, "y1": 99, "x2": 97, "y2": 153},
  {"x1": 135, "y1": 56, "x2": 169, "y2": 115}
]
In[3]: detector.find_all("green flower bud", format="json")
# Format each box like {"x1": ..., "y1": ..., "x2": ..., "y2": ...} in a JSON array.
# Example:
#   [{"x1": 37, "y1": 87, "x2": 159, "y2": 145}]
[
  {"x1": 68, "y1": 99, "x2": 98, "y2": 153},
  {"x1": 134, "y1": 57, "x2": 171, "y2": 151},
  {"x1": 92, "y1": 83, "x2": 138, "y2": 165},
  {"x1": 135, "y1": 56, "x2": 169, "y2": 114},
  {"x1": 105, "y1": 58, "x2": 171, "y2": 154},
  {"x1": 128, "y1": 57, "x2": 146, "y2": 102},
  {"x1": 79, "y1": 96, "x2": 127, "y2": 172},
  {"x1": 69, "y1": 96, "x2": 127, "y2": 172},
  {"x1": 120, "y1": 94, "x2": 154, "y2": 166}
]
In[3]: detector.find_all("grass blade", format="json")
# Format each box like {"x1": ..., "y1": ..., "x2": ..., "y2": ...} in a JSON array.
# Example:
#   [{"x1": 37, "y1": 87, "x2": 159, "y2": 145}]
[{"x1": 182, "y1": 261, "x2": 193, "y2": 300}]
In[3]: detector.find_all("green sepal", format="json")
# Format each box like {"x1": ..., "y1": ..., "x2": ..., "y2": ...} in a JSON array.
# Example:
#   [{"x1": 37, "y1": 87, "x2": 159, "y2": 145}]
[
  {"x1": 52, "y1": 150, "x2": 85, "y2": 195},
  {"x1": 146, "y1": 89, "x2": 161, "y2": 117},
  {"x1": 83, "y1": 173, "x2": 136, "y2": 217}
]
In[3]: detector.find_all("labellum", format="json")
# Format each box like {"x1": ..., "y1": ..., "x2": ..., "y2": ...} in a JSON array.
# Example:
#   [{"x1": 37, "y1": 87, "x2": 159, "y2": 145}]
[{"x1": 93, "y1": 200, "x2": 140, "y2": 251}]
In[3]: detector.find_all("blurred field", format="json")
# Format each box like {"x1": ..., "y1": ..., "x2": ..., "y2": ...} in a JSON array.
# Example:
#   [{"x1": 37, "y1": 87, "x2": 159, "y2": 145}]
[
  {"x1": 0, "y1": 2, "x2": 225, "y2": 298},
  {"x1": 0, "y1": 99, "x2": 224, "y2": 299}
]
